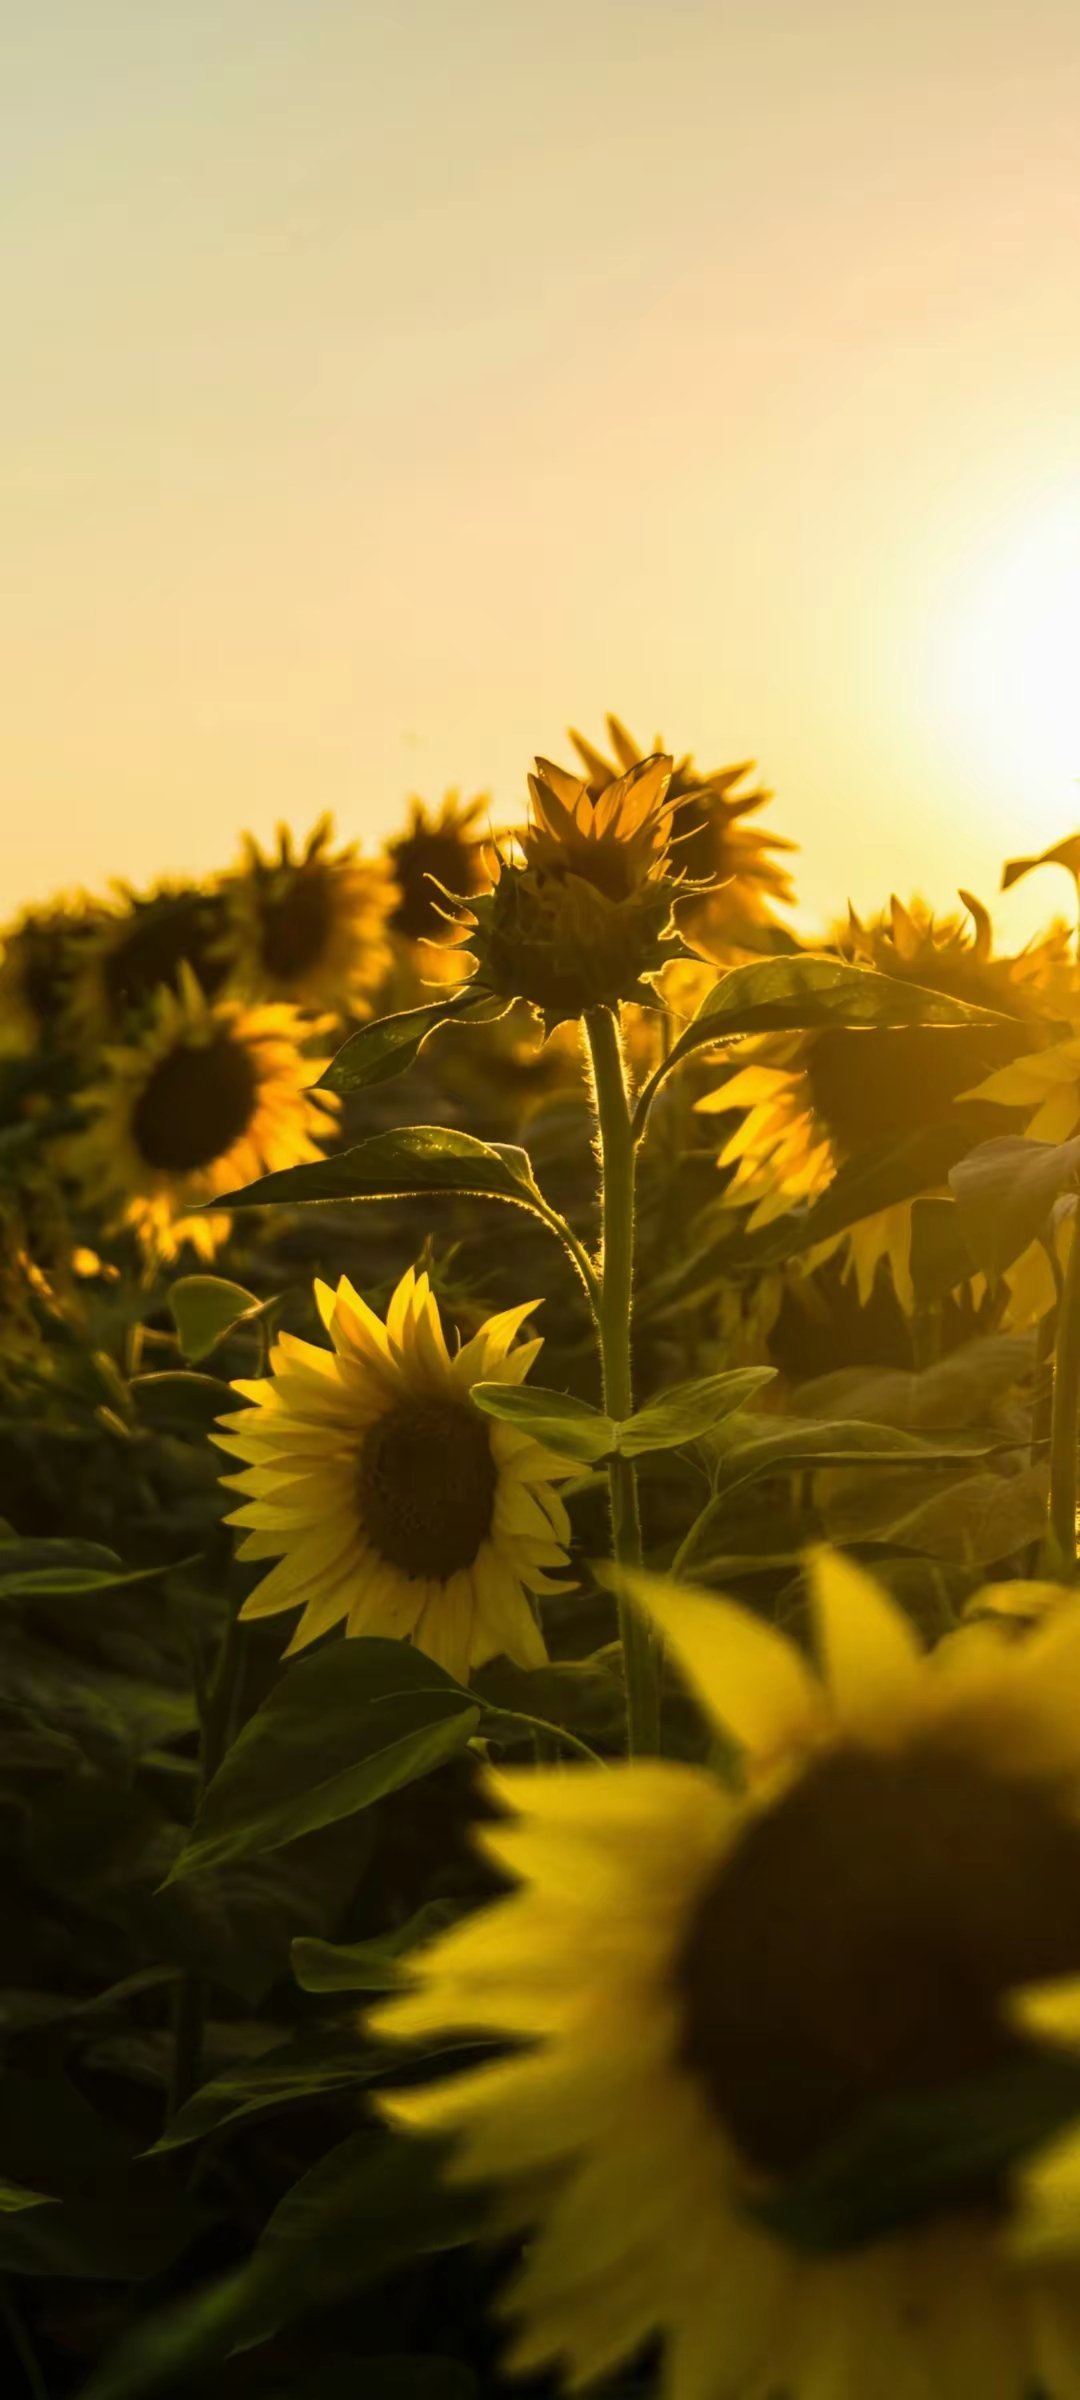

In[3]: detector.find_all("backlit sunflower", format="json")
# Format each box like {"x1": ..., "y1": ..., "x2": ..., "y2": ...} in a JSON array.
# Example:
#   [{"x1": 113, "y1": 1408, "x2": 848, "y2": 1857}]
[
  {"x1": 460, "y1": 753, "x2": 683, "y2": 1029},
  {"x1": 214, "y1": 1266, "x2": 575, "y2": 1681},
  {"x1": 225, "y1": 817, "x2": 394, "y2": 1017},
  {"x1": 569, "y1": 712, "x2": 797, "y2": 958},
  {"x1": 67, "y1": 967, "x2": 335, "y2": 1262},
  {"x1": 697, "y1": 896, "x2": 1069, "y2": 1309},
  {"x1": 374, "y1": 1553, "x2": 1080, "y2": 2398},
  {"x1": 386, "y1": 791, "x2": 495, "y2": 947},
  {"x1": 66, "y1": 877, "x2": 234, "y2": 1047},
  {"x1": 0, "y1": 898, "x2": 97, "y2": 1055}
]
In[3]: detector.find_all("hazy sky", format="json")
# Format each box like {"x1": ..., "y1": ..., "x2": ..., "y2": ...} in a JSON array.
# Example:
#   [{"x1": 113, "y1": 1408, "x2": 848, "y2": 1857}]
[{"x1": 6, "y1": 0, "x2": 1080, "y2": 939}]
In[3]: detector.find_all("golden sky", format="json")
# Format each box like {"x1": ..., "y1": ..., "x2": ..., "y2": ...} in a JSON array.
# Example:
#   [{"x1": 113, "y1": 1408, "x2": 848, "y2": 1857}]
[{"x1": 6, "y1": 0, "x2": 1080, "y2": 941}]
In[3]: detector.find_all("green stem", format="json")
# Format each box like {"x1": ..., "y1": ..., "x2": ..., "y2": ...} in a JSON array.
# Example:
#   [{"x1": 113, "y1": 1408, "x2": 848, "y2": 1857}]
[
  {"x1": 1046, "y1": 1216, "x2": 1080, "y2": 1581},
  {"x1": 585, "y1": 1007, "x2": 660, "y2": 1755},
  {"x1": 0, "y1": 2280, "x2": 48, "y2": 2400},
  {"x1": 166, "y1": 1608, "x2": 243, "y2": 2121}
]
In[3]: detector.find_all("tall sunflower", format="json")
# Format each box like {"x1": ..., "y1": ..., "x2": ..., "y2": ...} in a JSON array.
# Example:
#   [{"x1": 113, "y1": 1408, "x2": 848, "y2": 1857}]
[
  {"x1": 697, "y1": 896, "x2": 1069, "y2": 1308},
  {"x1": 386, "y1": 791, "x2": 495, "y2": 947},
  {"x1": 460, "y1": 753, "x2": 683, "y2": 1029},
  {"x1": 374, "y1": 1553, "x2": 1080, "y2": 2398},
  {"x1": 67, "y1": 879, "x2": 234, "y2": 1045},
  {"x1": 68, "y1": 967, "x2": 335, "y2": 1262},
  {"x1": 214, "y1": 1266, "x2": 575, "y2": 1682},
  {"x1": 569, "y1": 711, "x2": 797, "y2": 957},
  {"x1": 225, "y1": 817, "x2": 395, "y2": 1017}
]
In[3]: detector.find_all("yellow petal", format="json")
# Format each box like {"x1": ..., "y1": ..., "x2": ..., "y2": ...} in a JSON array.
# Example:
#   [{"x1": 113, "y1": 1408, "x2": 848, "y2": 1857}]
[
  {"x1": 607, "y1": 1566, "x2": 823, "y2": 1765},
  {"x1": 806, "y1": 1545, "x2": 924, "y2": 1741}
]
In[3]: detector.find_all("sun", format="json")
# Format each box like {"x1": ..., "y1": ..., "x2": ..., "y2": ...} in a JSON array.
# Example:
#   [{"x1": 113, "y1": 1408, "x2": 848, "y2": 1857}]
[{"x1": 926, "y1": 485, "x2": 1080, "y2": 907}]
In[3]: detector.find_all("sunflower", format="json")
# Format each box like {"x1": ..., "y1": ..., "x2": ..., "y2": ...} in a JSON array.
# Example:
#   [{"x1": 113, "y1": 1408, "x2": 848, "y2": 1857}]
[
  {"x1": 0, "y1": 898, "x2": 98, "y2": 1055},
  {"x1": 386, "y1": 792, "x2": 495, "y2": 946},
  {"x1": 65, "y1": 878, "x2": 234, "y2": 1046},
  {"x1": 569, "y1": 712, "x2": 797, "y2": 958},
  {"x1": 213, "y1": 1265, "x2": 575, "y2": 1681},
  {"x1": 67, "y1": 966, "x2": 335, "y2": 1262},
  {"x1": 225, "y1": 817, "x2": 394, "y2": 1017},
  {"x1": 697, "y1": 895, "x2": 1069, "y2": 1309},
  {"x1": 374, "y1": 1552, "x2": 1080, "y2": 2398},
  {"x1": 460, "y1": 753, "x2": 683, "y2": 1029}
]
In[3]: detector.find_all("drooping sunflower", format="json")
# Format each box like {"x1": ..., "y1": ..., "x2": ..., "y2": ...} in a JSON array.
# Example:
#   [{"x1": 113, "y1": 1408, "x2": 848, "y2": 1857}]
[
  {"x1": 67, "y1": 966, "x2": 335, "y2": 1262},
  {"x1": 569, "y1": 712, "x2": 797, "y2": 958},
  {"x1": 65, "y1": 878, "x2": 234, "y2": 1046},
  {"x1": 0, "y1": 898, "x2": 98, "y2": 1055},
  {"x1": 386, "y1": 791, "x2": 495, "y2": 948},
  {"x1": 697, "y1": 895, "x2": 1070, "y2": 1308},
  {"x1": 224, "y1": 817, "x2": 395, "y2": 1017},
  {"x1": 214, "y1": 1266, "x2": 575, "y2": 1682},
  {"x1": 459, "y1": 753, "x2": 684, "y2": 1030},
  {"x1": 374, "y1": 1552, "x2": 1080, "y2": 2398}
]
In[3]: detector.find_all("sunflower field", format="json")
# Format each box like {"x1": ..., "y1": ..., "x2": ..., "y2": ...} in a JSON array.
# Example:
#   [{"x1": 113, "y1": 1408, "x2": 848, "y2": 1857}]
[{"x1": 8, "y1": 721, "x2": 1080, "y2": 2400}]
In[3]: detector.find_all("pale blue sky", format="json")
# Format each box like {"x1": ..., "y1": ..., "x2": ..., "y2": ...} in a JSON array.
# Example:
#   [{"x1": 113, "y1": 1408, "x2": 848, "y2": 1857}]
[{"x1": 6, "y1": 1, "x2": 1080, "y2": 936}]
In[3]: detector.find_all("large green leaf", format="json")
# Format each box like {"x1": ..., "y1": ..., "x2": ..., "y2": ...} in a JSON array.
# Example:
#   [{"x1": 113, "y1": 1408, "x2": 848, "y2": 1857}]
[
  {"x1": 152, "y1": 2030, "x2": 388, "y2": 2153},
  {"x1": 470, "y1": 1380, "x2": 614, "y2": 1462},
  {"x1": 950, "y1": 1133, "x2": 1080, "y2": 1278},
  {"x1": 678, "y1": 1419, "x2": 991, "y2": 1570},
  {"x1": 0, "y1": 1538, "x2": 181, "y2": 1605},
  {"x1": 659, "y1": 953, "x2": 1004, "y2": 1081},
  {"x1": 170, "y1": 1639, "x2": 480, "y2": 1880},
  {"x1": 616, "y1": 1367, "x2": 777, "y2": 1456},
  {"x1": 908, "y1": 1196, "x2": 977, "y2": 1304},
  {"x1": 755, "y1": 2048, "x2": 1080, "y2": 2255},
  {"x1": 131, "y1": 1372, "x2": 237, "y2": 1433},
  {"x1": 82, "y1": 2129, "x2": 480, "y2": 2397},
  {"x1": 212, "y1": 1124, "x2": 551, "y2": 1217},
  {"x1": 319, "y1": 989, "x2": 503, "y2": 1094}
]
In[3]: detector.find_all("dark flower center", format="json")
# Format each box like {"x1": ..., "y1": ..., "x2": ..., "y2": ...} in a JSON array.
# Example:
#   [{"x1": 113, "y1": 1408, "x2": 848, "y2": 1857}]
[
  {"x1": 103, "y1": 894, "x2": 228, "y2": 1018},
  {"x1": 131, "y1": 1036, "x2": 259, "y2": 1172},
  {"x1": 259, "y1": 870, "x2": 336, "y2": 982},
  {"x1": 676, "y1": 1744, "x2": 1080, "y2": 2179},
  {"x1": 357, "y1": 1397, "x2": 497, "y2": 1580},
  {"x1": 388, "y1": 831, "x2": 485, "y2": 941},
  {"x1": 806, "y1": 1022, "x2": 1033, "y2": 1157}
]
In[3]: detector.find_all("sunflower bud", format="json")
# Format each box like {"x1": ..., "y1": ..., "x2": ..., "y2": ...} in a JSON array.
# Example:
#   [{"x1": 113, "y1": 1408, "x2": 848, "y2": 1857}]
[{"x1": 461, "y1": 752, "x2": 686, "y2": 1029}]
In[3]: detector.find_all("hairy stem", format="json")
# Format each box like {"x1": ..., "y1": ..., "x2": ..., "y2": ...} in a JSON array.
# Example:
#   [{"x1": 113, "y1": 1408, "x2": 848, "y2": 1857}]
[
  {"x1": 585, "y1": 1006, "x2": 660, "y2": 1754},
  {"x1": 1046, "y1": 1216, "x2": 1080, "y2": 1581}
]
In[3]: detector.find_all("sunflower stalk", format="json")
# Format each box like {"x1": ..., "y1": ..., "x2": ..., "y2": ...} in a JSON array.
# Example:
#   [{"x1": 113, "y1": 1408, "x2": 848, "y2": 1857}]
[
  {"x1": 166, "y1": 1606, "x2": 244, "y2": 2122},
  {"x1": 585, "y1": 1005, "x2": 660, "y2": 1755},
  {"x1": 1045, "y1": 1214, "x2": 1080, "y2": 1582}
]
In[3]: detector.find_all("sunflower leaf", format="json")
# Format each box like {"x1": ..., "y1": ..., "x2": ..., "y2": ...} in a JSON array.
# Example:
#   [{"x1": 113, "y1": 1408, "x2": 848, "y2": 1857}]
[
  {"x1": 169, "y1": 1640, "x2": 480, "y2": 1880},
  {"x1": 291, "y1": 1899, "x2": 464, "y2": 1993},
  {"x1": 0, "y1": 1538, "x2": 182, "y2": 1605},
  {"x1": 470, "y1": 1382, "x2": 615, "y2": 1462},
  {"x1": 949, "y1": 1132, "x2": 1080, "y2": 1277},
  {"x1": 615, "y1": 1367, "x2": 777, "y2": 1455},
  {"x1": 167, "y1": 1275, "x2": 261, "y2": 1363},
  {"x1": 659, "y1": 954, "x2": 1005, "y2": 1083},
  {"x1": 318, "y1": 989, "x2": 504, "y2": 1094},
  {"x1": 1002, "y1": 829, "x2": 1080, "y2": 892},
  {"x1": 0, "y1": 2177, "x2": 54, "y2": 2214},
  {"x1": 212, "y1": 1124, "x2": 551, "y2": 1218}
]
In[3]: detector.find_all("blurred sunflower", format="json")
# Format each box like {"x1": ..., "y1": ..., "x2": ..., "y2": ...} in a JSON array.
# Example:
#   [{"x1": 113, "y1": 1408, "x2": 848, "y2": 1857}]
[
  {"x1": 698, "y1": 895, "x2": 1069, "y2": 1309},
  {"x1": 461, "y1": 753, "x2": 682, "y2": 1028},
  {"x1": 68, "y1": 879, "x2": 233, "y2": 1044},
  {"x1": 225, "y1": 817, "x2": 394, "y2": 1016},
  {"x1": 375, "y1": 1553, "x2": 1080, "y2": 2397},
  {"x1": 68, "y1": 966, "x2": 335, "y2": 1262},
  {"x1": 386, "y1": 791, "x2": 495, "y2": 949},
  {"x1": 0, "y1": 898, "x2": 97, "y2": 1055},
  {"x1": 569, "y1": 711, "x2": 797, "y2": 957},
  {"x1": 214, "y1": 1265, "x2": 575, "y2": 1681}
]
